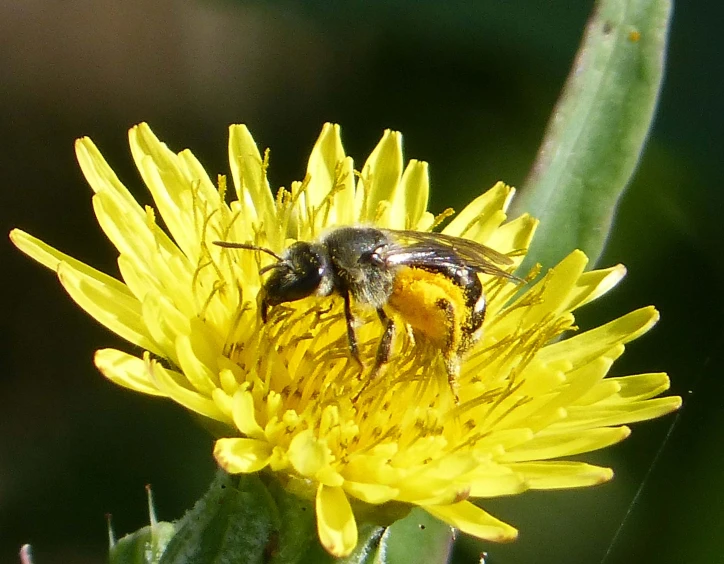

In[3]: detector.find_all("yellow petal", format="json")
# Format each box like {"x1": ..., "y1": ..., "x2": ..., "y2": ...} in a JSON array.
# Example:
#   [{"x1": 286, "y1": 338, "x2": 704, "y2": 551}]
[
  {"x1": 563, "y1": 396, "x2": 682, "y2": 429},
  {"x1": 305, "y1": 123, "x2": 354, "y2": 228},
  {"x1": 231, "y1": 389, "x2": 266, "y2": 440},
  {"x1": 287, "y1": 430, "x2": 344, "y2": 486},
  {"x1": 509, "y1": 355, "x2": 617, "y2": 431},
  {"x1": 129, "y1": 123, "x2": 200, "y2": 259},
  {"x1": 343, "y1": 450, "x2": 402, "y2": 486},
  {"x1": 498, "y1": 426, "x2": 631, "y2": 462},
  {"x1": 415, "y1": 210, "x2": 436, "y2": 231},
  {"x1": 566, "y1": 373, "x2": 673, "y2": 412},
  {"x1": 356, "y1": 129, "x2": 403, "y2": 223},
  {"x1": 214, "y1": 437, "x2": 272, "y2": 473},
  {"x1": 443, "y1": 182, "x2": 513, "y2": 242},
  {"x1": 563, "y1": 264, "x2": 627, "y2": 311},
  {"x1": 535, "y1": 307, "x2": 659, "y2": 368},
  {"x1": 10, "y1": 229, "x2": 131, "y2": 296},
  {"x1": 117, "y1": 254, "x2": 160, "y2": 304},
  {"x1": 175, "y1": 334, "x2": 219, "y2": 395},
  {"x1": 211, "y1": 388, "x2": 233, "y2": 419},
  {"x1": 140, "y1": 291, "x2": 188, "y2": 359},
  {"x1": 316, "y1": 485, "x2": 358, "y2": 557},
  {"x1": 400, "y1": 483, "x2": 474, "y2": 506},
  {"x1": 149, "y1": 357, "x2": 228, "y2": 422},
  {"x1": 288, "y1": 429, "x2": 330, "y2": 475},
  {"x1": 227, "y1": 124, "x2": 277, "y2": 242},
  {"x1": 176, "y1": 148, "x2": 222, "y2": 210},
  {"x1": 567, "y1": 379, "x2": 621, "y2": 407},
  {"x1": 604, "y1": 372, "x2": 672, "y2": 402},
  {"x1": 485, "y1": 213, "x2": 538, "y2": 264},
  {"x1": 75, "y1": 136, "x2": 145, "y2": 214},
  {"x1": 492, "y1": 250, "x2": 588, "y2": 337},
  {"x1": 394, "y1": 159, "x2": 429, "y2": 229},
  {"x1": 217, "y1": 363, "x2": 243, "y2": 396},
  {"x1": 94, "y1": 348, "x2": 165, "y2": 396},
  {"x1": 508, "y1": 461, "x2": 613, "y2": 489},
  {"x1": 92, "y1": 190, "x2": 186, "y2": 287},
  {"x1": 464, "y1": 465, "x2": 528, "y2": 498},
  {"x1": 56, "y1": 262, "x2": 162, "y2": 356},
  {"x1": 424, "y1": 501, "x2": 517, "y2": 542},
  {"x1": 343, "y1": 481, "x2": 399, "y2": 504},
  {"x1": 395, "y1": 475, "x2": 471, "y2": 505}
]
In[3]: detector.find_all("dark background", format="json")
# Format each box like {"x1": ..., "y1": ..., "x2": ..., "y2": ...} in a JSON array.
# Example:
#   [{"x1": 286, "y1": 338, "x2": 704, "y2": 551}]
[{"x1": 2, "y1": 2, "x2": 722, "y2": 563}]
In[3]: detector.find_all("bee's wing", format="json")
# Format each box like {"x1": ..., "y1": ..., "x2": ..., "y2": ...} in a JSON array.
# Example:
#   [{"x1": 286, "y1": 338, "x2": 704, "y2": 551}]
[{"x1": 379, "y1": 229, "x2": 520, "y2": 280}]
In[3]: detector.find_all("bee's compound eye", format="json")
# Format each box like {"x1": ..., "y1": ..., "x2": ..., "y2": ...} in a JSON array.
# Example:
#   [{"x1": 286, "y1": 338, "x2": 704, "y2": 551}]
[
  {"x1": 360, "y1": 248, "x2": 385, "y2": 267},
  {"x1": 370, "y1": 252, "x2": 385, "y2": 267}
]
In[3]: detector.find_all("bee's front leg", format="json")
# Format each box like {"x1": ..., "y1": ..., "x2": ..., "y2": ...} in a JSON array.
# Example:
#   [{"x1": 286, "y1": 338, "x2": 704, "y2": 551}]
[
  {"x1": 342, "y1": 290, "x2": 363, "y2": 367},
  {"x1": 371, "y1": 308, "x2": 395, "y2": 378}
]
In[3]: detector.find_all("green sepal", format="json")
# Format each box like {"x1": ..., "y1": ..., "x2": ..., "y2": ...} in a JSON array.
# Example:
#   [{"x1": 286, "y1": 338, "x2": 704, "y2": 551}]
[
  {"x1": 511, "y1": 0, "x2": 672, "y2": 271},
  {"x1": 159, "y1": 470, "x2": 278, "y2": 564},
  {"x1": 263, "y1": 474, "x2": 328, "y2": 563},
  {"x1": 109, "y1": 520, "x2": 176, "y2": 564},
  {"x1": 372, "y1": 508, "x2": 454, "y2": 564},
  {"x1": 295, "y1": 509, "x2": 453, "y2": 564},
  {"x1": 125, "y1": 469, "x2": 454, "y2": 564}
]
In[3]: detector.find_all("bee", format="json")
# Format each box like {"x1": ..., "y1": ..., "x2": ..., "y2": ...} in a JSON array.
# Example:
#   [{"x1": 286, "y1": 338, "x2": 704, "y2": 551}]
[{"x1": 214, "y1": 227, "x2": 519, "y2": 399}]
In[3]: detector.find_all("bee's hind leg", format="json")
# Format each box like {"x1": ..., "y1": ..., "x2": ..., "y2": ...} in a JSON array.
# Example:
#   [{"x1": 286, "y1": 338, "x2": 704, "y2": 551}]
[
  {"x1": 371, "y1": 308, "x2": 395, "y2": 378},
  {"x1": 443, "y1": 353, "x2": 461, "y2": 404},
  {"x1": 436, "y1": 298, "x2": 461, "y2": 403}
]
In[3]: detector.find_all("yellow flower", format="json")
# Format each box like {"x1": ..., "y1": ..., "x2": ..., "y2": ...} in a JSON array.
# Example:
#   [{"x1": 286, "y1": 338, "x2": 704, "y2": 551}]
[{"x1": 11, "y1": 123, "x2": 681, "y2": 557}]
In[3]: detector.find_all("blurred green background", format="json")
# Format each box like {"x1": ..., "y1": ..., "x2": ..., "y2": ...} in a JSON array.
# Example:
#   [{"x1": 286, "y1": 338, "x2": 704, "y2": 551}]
[{"x1": 2, "y1": 1, "x2": 722, "y2": 563}]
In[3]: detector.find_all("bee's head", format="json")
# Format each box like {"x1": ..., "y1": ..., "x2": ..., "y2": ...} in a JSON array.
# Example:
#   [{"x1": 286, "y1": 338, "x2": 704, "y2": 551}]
[
  {"x1": 259, "y1": 241, "x2": 333, "y2": 320},
  {"x1": 214, "y1": 240, "x2": 332, "y2": 322}
]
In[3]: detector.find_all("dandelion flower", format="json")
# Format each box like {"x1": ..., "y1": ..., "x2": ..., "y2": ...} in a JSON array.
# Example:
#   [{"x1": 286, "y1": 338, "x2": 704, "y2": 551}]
[{"x1": 11, "y1": 123, "x2": 681, "y2": 557}]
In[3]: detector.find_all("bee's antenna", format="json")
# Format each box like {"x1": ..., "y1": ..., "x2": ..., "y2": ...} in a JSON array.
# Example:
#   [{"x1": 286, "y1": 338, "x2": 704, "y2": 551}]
[{"x1": 213, "y1": 241, "x2": 284, "y2": 263}]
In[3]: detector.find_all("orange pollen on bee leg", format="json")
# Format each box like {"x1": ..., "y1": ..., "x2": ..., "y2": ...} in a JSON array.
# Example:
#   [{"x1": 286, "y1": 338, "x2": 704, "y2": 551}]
[{"x1": 387, "y1": 267, "x2": 465, "y2": 345}]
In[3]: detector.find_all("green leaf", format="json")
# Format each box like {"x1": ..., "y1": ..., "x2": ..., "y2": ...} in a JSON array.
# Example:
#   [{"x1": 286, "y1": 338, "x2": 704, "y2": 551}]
[{"x1": 511, "y1": 0, "x2": 672, "y2": 271}]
